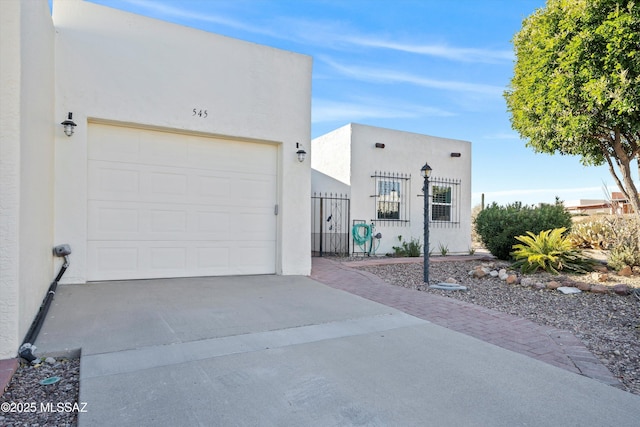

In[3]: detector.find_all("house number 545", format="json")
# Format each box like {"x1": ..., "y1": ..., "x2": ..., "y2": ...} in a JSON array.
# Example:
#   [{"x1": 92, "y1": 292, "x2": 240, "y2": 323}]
[{"x1": 192, "y1": 109, "x2": 208, "y2": 118}]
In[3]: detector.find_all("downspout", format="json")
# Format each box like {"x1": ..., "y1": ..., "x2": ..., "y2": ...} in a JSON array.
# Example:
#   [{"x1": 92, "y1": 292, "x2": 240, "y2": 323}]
[{"x1": 18, "y1": 244, "x2": 71, "y2": 362}]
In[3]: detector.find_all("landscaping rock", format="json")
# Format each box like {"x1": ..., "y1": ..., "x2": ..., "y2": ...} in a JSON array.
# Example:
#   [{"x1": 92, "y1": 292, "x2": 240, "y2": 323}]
[
  {"x1": 445, "y1": 277, "x2": 457, "y2": 283},
  {"x1": 593, "y1": 264, "x2": 609, "y2": 273},
  {"x1": 577, "y1": 282, "x2": 592, "y2": 292},
  {"x1": 591, "y1": 272, "x2": 609, "y2": 282},
  {"x1": 520, "y1": 277, "x2": 535, "y2": 287},
  {"x1": 613, "y1": 284, "x2": 631, "y2": 296},
  {"x1": 471, "y1": 267, "x2": 488, "y2": 278},
  {"x1": 590, "y1": 284, "x2": 609, "y2": 294},
  {"x1": 533, "y1": 282, "x2": 546, "y2": 290},
  {"x1": 506, "y1": 274, "x2": 518, "y2": 285},
  {"x1": 618, "y1": 266, "x2": 632, "y2": 277},
  {"x1": 498, "y1": 269, "x2": 509, "y2": 280},
  {"x1": 546, "y1": 281, "x2": 562, "y2": 290},
  {"x1": 489, "y1": 270, "x2": 499, "y2": 277},
  {"x1": 558, "y1": 286, "x2": 582, "y2": 294}
]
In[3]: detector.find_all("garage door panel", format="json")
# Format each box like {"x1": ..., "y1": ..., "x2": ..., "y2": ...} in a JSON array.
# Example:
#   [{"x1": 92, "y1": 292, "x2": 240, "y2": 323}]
[
  {"x1": 90, "y1": 202, "x2": 244, "y2": 241},
  {"x1": 89, "y1": 125, "x2": 141, "y2": 161},
  {"x1": 89, "y1": 165, "x2": 141, "y2": 196},
  {"x1": 88, "y1": 123, "x2": 277, "y2": 280},
  {"x1": 90, "y1": 206, "x2": 140, "y2": 234},
  {"x1": 149, "y1": 247, "x2": 187, "y2": 270},
  {"x1": 231, "y1": 211, "x2": 277, "y2": 240},
  {"x1": 150, "y1": 209, "x2": 188, "y2": 233},
  {"x1": 230, "y1": 245, "x2": 275, "y2": 274}
]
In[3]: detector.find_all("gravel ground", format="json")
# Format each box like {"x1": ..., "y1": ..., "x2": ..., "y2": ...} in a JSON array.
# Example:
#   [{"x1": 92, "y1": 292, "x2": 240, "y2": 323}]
[
  {"x1": 1, "y1": 357, "x2": 80, "y2": 426},
  {"x1": 356, "y1": 259, "x2": 640, "y2": 396}
]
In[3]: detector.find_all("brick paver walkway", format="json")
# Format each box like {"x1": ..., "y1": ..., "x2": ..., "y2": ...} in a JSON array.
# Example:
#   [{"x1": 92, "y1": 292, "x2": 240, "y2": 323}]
[{"x1": 311, "y1": 257, "x2": 621, "y2": 388}]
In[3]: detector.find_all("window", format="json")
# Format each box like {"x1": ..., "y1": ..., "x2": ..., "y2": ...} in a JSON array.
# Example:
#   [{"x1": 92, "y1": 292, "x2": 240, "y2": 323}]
[
  {"x1": 428, "y1": 177, "x2": 461, "y2": 227},
  {"x1": 378, "y1": 180, "x2": 401, "y2": 219},
  {"x1": 372, "y1": 172, "x2": 410, "y2": 223},
  {"x1": 432, "y1": 185, "x2": 452, "y2": 221}
]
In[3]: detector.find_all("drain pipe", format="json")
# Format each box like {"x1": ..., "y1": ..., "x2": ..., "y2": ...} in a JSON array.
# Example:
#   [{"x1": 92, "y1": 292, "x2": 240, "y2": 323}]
[{"x1": 18, "y1": 244, "x2": 71, "y2": 362}]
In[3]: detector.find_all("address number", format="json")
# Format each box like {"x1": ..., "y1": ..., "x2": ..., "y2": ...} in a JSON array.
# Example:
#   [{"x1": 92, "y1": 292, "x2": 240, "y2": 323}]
[{"x1": 192, "y1": 109, "x2": 208, "y2": 118}]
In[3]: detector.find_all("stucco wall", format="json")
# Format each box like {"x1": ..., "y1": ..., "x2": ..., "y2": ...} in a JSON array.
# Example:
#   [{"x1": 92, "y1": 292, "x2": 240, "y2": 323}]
[
  {"x1": 311, "y1": 124, "x2": 352, "y2": 187},
  {"x1": 312, "y1": 123, "x2": 472, "y2": 256},
  {"x1": 52, "y1": 0, "x2": 312, "y2": 281},
  {"x1": 0, "y1": 0, "x2": 55, "y2": 359}
]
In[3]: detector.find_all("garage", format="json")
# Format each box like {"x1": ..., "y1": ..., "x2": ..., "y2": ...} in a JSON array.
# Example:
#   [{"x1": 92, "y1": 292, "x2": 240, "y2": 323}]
[{"x1": 87, "y1": 123, "x2": 278, "y2": 281}]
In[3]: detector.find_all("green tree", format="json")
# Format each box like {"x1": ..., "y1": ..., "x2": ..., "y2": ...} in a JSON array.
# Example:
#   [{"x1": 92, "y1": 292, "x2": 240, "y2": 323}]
[{"x1": 505, "y1": 0, "x2": 640, "y2": 215}]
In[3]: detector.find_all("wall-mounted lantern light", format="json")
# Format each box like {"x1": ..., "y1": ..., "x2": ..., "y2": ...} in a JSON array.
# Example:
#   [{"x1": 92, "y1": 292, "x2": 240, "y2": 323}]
[
  {"x1": 61, "y1": 112, "x2": 77, "y2": 137},
  {"x1": 296, "y1": 142, "x2": 307, "y2": 162}
]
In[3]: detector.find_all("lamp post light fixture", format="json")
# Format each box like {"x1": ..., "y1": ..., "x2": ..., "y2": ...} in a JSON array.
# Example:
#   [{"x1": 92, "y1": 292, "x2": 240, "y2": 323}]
[
  {"x1": 421, "y1": 162, "x2": 432, "y2": 284},
  {"x1": 61, "y1": 112, "x2": 77, "y2": 137},
  {"x1": 296, "y1": 142, "x2": 307, "y2": 162}
]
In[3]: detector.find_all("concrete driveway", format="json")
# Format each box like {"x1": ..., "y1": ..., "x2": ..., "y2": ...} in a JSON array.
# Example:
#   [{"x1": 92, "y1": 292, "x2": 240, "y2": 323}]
[{"x1": 35, "y1": 274, "x2": 640, "y2": 426}]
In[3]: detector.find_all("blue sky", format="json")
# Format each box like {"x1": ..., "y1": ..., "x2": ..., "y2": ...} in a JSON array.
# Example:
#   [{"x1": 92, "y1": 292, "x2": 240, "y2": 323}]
[{"x1": 81, "y1": 0, "x2": 618, "y2": 207}]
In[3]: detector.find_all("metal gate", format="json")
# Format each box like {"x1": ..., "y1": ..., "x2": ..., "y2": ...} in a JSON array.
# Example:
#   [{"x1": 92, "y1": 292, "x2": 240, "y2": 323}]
[{"x1": 311, "y1": 192, "x2": 350, "y2": 256}]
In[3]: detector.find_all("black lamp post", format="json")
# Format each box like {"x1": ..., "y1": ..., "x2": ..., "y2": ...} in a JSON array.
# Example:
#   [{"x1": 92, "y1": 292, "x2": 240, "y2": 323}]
[{"x1": 421, "y1": 162, "x2": 432, "y2": 283}]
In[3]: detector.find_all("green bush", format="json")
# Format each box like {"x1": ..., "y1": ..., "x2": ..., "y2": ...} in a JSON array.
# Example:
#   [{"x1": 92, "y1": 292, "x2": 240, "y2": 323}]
[
  {"x1": 474, "y1": 199, "x2": 572, "y2": 260},
  {"x1": 511, "y1": 228, "x2": 595, "y2": 274},
  {"x1": 391, "y1": 236, "x2": 423, "y2": 257}
]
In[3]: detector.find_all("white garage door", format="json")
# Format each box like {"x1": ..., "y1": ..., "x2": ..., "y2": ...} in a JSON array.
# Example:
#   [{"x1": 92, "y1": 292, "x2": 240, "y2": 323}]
[{"x1": 87, "y1": 123, "x2": 277, "y2": 281}]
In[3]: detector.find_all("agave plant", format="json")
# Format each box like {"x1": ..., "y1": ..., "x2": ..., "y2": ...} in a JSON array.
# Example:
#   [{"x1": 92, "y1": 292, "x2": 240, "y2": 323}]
[{"x1": 511, "y1": 228, "x2": 596, "y2": 275}]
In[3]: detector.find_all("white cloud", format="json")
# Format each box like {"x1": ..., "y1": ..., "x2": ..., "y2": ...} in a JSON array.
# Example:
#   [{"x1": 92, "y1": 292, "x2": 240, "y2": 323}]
[
  {"x1": 320, "y1": 57, "x2": 504, "y2": 96},
  {"x1": 344, "y1": 37, "x2": 513, "y2": 64},
  {"x1": 123, "y1": 0, "x2": 279, "y2": 37},
  {"x1": 313, "y1": 98, "x2": 454, "y2": 123}
]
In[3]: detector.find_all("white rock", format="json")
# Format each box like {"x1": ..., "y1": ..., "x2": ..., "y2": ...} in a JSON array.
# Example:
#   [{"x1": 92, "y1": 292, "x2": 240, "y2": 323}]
[
  {"x1": 521, "y1": 278, "x2": 535, "y2": 287},
  {"x1": 557, "y1": 286, "x2": 582, "y2": 295},
  {"x1": 45, "y1": 357, "x2": 56, "y2": 364},
  {"x1": 498, "y1": 271, "x2": 509, "y2": 280},
  {"x1": 489, "y1": 270, "x2": 499, "y2": 277}
]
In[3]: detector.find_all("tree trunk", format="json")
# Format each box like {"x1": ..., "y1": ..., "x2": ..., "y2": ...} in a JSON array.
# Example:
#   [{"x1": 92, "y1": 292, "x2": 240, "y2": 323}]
[{"x1": 609, "y1": 130, "x2": 640, "y2": 216}]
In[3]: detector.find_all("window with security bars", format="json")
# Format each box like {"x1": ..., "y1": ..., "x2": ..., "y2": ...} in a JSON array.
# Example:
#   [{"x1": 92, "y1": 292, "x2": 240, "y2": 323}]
[
  {"x1": 429, "y1": 177, "x2": 460, "y2": 227},
  {"x1": 372, "y1": 171, "x2": 410, "y2": 223},
  {"x1": 432, "y1": 185, "x2": 452, "y2": 221}
]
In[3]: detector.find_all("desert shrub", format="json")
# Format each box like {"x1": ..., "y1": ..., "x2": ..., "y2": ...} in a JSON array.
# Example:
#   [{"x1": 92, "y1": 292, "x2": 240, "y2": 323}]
[
  {"x1": 567, "y1": 218, "x2": 613, "y2": 249},
  {"x1": 511, "y1": 228, "x2": 596, "y2": 274},
  {"x1": 391, "y1": 236, "x2": 422, "y2": 257},
  {"x1": 606, "y1": 216, "x2": 640, "y2": 270},
  {"x1": 437, "y1": 242, "x2": 449, "y2": 256},
  {"x1": 568, "y1": 215, "x2": 640, "y2": 269},
  {"x1": 474, "y1": 199, "x2": 572, "y2": 260}
]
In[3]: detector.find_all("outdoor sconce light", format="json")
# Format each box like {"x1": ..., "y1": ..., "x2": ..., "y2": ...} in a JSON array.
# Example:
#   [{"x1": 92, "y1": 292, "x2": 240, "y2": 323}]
[
  {"x1": 61, "y1": 112, "x2": 77, "y2": 137},
  {"x1": 296, "y1": 142, "x2": 307, "y2": 162},
  {"x1": 450, "y1": 152, "x2": 461, "y2": 157},
  {"x1": 375, "y1": 142, "x2": 385, "y2": 149}
]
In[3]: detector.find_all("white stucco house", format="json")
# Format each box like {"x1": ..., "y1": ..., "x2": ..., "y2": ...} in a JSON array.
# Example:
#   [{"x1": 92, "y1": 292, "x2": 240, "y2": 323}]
[
  {"x1": 311, "y1": 123, "x2": 472, "y2": 256},
  {"x1": 0, "y1": 0, "x2": 311, "y2": 359}
]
